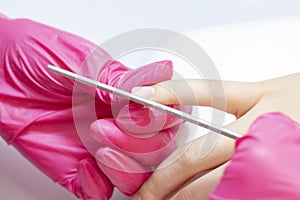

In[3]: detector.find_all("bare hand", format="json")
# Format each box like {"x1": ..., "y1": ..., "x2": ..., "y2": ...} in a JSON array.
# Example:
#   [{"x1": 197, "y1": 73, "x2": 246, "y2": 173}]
[{"x1": 131, "y1": 73, "x2": 300, "y2": 200}]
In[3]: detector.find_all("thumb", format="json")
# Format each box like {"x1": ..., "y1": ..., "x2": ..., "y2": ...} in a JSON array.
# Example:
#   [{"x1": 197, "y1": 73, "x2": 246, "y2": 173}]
[{"x1": 132, "y1": 79, "x2": 263, "y2": 118}]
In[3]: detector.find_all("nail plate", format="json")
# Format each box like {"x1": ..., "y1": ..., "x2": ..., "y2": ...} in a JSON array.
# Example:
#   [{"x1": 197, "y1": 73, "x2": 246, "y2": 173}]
[{"x1": 131, "y1": 86, "x2": 155, "y2": 99}]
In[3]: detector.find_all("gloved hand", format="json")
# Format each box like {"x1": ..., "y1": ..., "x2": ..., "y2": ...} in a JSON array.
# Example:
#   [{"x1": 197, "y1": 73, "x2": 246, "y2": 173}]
[
  {"x1": 0, "y1": 15, "x2": 190, "y2": 199},
  {"x1": 210, "y1": 112, "x2": 300, "y2": 199},
  {"x1": 89, "y1": 61, "x2": 191, "y2": 196}
]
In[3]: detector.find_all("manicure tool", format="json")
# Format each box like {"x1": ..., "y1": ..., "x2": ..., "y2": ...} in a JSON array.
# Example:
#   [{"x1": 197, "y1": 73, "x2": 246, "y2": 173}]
[{"x1": 48, "y1": 65, "x2": 242, "y2": 140}]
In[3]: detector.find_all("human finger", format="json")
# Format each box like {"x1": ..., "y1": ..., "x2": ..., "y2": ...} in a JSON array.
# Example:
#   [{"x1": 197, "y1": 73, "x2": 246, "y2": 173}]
[
  {"x1": 132, "y1": 79, "x2": 263, "y2": 118},
  {"x1": 133, "y1": 108, "x2": 265, "y2": 200},
  {"x1": 170, "y1": 163, "x2": 227, "y2": 200}
]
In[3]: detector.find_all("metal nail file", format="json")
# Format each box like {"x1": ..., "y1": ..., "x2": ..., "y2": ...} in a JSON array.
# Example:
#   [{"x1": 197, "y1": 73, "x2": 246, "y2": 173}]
[{"x1": 48, "y1": 65, "x2": 241, "y2": 140}]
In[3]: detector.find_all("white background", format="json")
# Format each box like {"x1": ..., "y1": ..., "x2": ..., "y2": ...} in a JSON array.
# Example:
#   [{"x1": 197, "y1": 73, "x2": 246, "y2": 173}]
[{"x1": 1, "y1": 0, "x2": 300, "y2": 199}]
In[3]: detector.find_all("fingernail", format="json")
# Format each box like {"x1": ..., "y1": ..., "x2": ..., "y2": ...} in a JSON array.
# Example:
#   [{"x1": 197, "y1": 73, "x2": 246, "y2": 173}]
[
  {"x1": 131, "y1": 194, "x2": 141, "y2": 200},
  {"x1": 132, "y1": 86, "x2": 155, "y2": 99}
]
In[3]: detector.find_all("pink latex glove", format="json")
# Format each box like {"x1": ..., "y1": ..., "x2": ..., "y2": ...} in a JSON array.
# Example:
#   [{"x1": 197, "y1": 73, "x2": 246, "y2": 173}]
[
  {"x1": 89, "y1": 64, "x2": 191, "y2": 196},
  {"x1": 210, "y1": 112, "x2": 300, "y2": 199},
  {"x1": 0, "y1": 15, "x2": 190, "y2": 199}
]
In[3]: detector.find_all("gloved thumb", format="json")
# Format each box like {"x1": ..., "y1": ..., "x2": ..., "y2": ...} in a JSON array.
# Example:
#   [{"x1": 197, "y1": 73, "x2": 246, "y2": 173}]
[{"x1": 210, "y1": 112, "x2": 300, "y2": 199}]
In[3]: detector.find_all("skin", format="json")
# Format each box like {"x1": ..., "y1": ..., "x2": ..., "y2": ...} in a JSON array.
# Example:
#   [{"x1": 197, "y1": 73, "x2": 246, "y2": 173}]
[{"x1": 131, "y1": 73, "x2": 300, "y2": 200}]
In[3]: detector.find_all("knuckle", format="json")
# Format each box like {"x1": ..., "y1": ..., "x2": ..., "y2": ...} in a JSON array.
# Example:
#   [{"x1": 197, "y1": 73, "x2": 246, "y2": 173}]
[{"x1": 177, "y1": 150, "x2": 197, "y2": 169}]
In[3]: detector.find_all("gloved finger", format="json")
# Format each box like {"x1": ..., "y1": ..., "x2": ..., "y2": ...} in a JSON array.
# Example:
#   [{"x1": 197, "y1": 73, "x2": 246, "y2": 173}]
[
  {"x1": 210, "y1": 112, "x2": 300, "y2": 199},
  {"x1": 116, "y1": 60, "x2": 173, "y2": 93},
  {"x1": 89, "y1": 59, "x2": 172, "y2": 105},
  {"x1": 116, "y1": 102, "x2": 192, "y2": 135},
  {"x1": 112, "y1": 60, "x2": 192, "y2": 134},
  {"x1": 77, "y1": 158, "x2": 113, "y2": 200},
  {"x1": 95, "y1": 147, "x2": 151, "y2": 196},
  {"x1": 99, "y1": 60, "x2": 172, "y2": 106},
  {"x1": 132, "y1": 79, "x2": 263, "y2": 118},
  {"x1": 90, "y1": 118, "x2": 178, "y2": 166}
]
